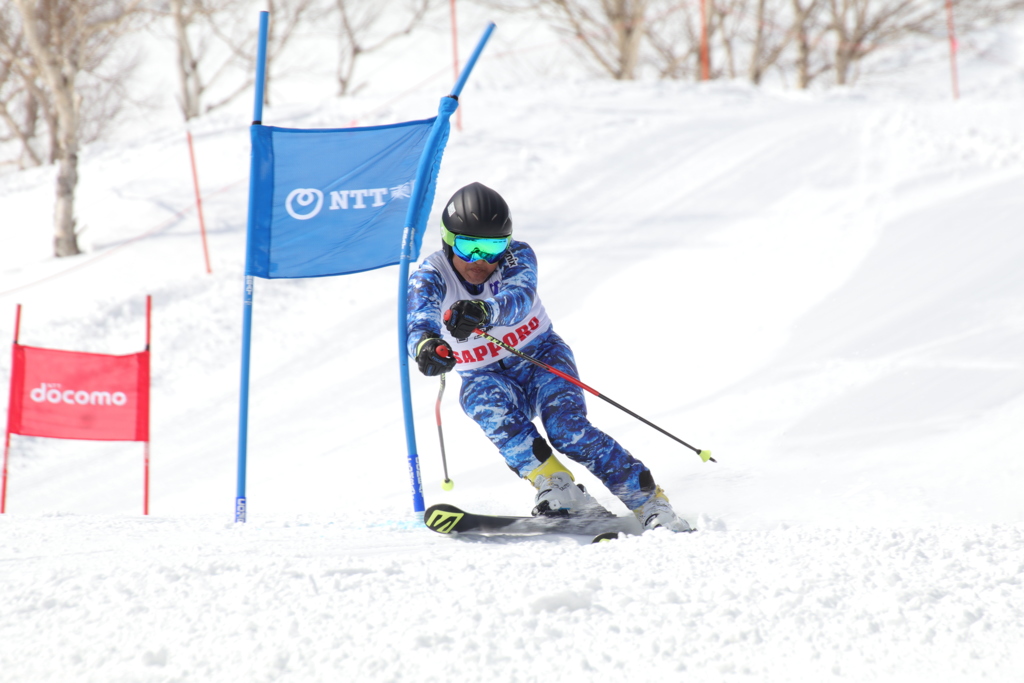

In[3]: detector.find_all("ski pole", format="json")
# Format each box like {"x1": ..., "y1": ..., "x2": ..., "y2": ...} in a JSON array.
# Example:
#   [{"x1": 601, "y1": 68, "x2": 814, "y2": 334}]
[
  {"x1": 473, "y1": 326, "x2": 715, "y2": 463},
  {"x1": 435, "y1": 346, "x2": 455, "y2": 490}
]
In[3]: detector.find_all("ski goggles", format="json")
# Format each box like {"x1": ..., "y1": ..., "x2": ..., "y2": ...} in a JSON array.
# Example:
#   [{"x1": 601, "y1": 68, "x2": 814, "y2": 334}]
[{"x1": 441, "y1": 223, "x2": 511, "y2": 263}]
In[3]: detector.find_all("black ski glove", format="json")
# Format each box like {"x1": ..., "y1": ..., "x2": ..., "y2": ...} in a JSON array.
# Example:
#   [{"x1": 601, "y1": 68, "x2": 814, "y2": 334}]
[
  {"x1": 444, "y1": 300, "x2": 490, "y2": 341},
  {"x1": 415, "y1": 335, "x2": 456, "y2": 376}
]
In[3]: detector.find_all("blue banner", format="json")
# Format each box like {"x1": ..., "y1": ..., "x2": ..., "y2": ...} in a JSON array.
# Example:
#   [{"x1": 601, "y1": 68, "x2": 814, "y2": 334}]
[{"x1": 247, "y1": 97, "x2": 457, "y2": 279}]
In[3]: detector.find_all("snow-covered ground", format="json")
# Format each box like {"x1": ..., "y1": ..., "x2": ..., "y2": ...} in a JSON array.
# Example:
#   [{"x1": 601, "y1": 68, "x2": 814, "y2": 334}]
[{"x1": 1, "y1": 7, "x2": 1023, "y2": 682}]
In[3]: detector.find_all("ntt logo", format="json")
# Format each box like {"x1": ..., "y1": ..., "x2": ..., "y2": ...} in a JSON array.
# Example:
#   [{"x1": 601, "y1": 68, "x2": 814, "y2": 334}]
[
  {"x1": 284, "y1": 180, "x2": 415, "y2": 221},
  {"x1": 285, "y1": 188, "x2": 324, "y2": 220},
  {"x1": 30, "y1": 383, "x2": 128, "y2": 407}
]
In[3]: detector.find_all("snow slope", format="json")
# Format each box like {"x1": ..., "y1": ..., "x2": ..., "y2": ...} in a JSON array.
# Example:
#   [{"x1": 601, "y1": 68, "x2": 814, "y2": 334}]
[{"x1": 1, "y1": 9, "x2": 1023, "y2": 682}]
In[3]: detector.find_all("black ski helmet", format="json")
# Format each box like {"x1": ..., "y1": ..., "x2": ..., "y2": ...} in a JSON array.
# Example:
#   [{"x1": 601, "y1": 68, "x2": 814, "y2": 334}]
[{"x1": 441, "y1": 182, "x2": 512, "y2": 239}]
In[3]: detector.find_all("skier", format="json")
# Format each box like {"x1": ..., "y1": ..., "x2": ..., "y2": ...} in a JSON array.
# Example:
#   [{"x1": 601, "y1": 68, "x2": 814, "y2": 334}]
[{"x1": 407, "y1": 182, "x2": 691, "y2": 532}]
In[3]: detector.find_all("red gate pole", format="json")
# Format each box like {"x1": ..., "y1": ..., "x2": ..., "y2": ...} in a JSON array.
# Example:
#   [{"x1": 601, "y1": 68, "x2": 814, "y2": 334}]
[
  {"x1": 2, "y1": 304, "x2": 22, "y2": 513},
  {"x1": 945, "y1": 0, "x2": 960, "y2": 100},
  {"x1": 187, "y1": 130, "x2": 213, "y2": 273},
  {"x1": 1, "y1": 429, "x2": 9, "y2": 513},
  {"x1": 700, "y1": 0, "x2": 710, "y2": 80},
  {"x1": 450, "y1": 0, "x2": 462, "y2": 131},
  {"x1": 143, "y1": 295, "x2": 151, "y2": 515}
]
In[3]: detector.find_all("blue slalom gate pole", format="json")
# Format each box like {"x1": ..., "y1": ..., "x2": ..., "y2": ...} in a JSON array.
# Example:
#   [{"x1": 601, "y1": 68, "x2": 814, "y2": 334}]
[
  {"x1": 397, "y1": 22, "x2": 496, "y2": 514},
  {"x1": 451, "y1": 22, "x2": 495, "y2": 98},
  {"x1": 236, "y1": 11, "x2": 269, "y2": 523}
]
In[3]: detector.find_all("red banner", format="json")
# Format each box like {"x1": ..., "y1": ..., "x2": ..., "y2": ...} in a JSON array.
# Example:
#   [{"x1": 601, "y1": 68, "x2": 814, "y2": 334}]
[{"x1": 7, "y1": 345, "x2": 149, "y2": 442}]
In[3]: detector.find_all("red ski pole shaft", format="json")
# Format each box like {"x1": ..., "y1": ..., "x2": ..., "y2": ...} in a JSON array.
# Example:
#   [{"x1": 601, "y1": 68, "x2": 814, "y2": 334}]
[{"x1": 474, "y1": 328, "x2": 715, "y2": 463}]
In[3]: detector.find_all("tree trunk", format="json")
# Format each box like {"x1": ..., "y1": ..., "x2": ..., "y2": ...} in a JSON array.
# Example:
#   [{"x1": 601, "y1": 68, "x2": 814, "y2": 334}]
[
  {"x1": 171, "y1": 0, "x2": 201, "y2": 120},
  {"x1": 13, "y1": 0, "x2": 81, "y2": 256},
  {"x1": 831, "y1": 0, "x2": 852, "y2": 85},
  {"x1": 53, "y1": 146, "x2": 79, "y2": 256},
  {"x1": 50, "y1": 83, "x2": 80, "y2": 256},
  {"x1": 714, "y1": 1, "x2": 737, "y2": 78},
  {"x1": 791, "y1": 0, "x2": 813, "y2": 89},
  {"x1": 796, "y1": 35, "x2": 810, "y2": 88},
  {"x1": 834, "y1": 43, "x2": 852, "y2": 85},
  {"x1": 610, "y1": 0, "x2": 646, "y2": 79},
  {"x1": 749, "y1": 0, "x2": 767, "y2": 84},
  {"x1": 543, "y1": 0, "x2": 647, "y2": 81}
]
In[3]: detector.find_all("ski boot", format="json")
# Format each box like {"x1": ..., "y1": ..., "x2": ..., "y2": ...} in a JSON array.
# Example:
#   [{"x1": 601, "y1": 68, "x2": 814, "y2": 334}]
[
  {"x1": 526, "y1": 453, "x2": 611, "y2": 518},
  {"x1": 632, "y1": 486, "x2": 692, "y2": 532}
]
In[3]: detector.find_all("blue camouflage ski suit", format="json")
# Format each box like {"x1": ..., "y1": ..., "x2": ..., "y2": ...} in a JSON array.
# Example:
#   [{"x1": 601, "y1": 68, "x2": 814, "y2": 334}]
[{"x1": 407, "y1": 240, "x2": 653, "y2": 509}]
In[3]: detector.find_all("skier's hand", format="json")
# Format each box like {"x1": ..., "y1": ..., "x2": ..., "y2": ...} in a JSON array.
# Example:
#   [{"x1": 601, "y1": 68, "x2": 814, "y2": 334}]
[
  {"x1": 444, "y1": 300, "x2": 490, "y2": 341},
  {"x1": 415, "y1": 335, "x2": 456, "y2": 376}
]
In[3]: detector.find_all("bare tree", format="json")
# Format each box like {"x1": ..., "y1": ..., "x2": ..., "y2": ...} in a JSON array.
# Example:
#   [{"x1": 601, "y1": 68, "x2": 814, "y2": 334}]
[
  {"x1": 947, "y1": 0, "x2": 1024, "y2": 28},
  {"x1": 11, "y1": 0, "x2": 149, "y2": 257},
  {"x1": 0, "y1": 10, "x2": 46, "y2": 169},
  {"x1": 827, "y1": 0, "x2": 941, "y2": 85},
  {"x1": 707, "y1": 0, "x2": 747, "y2": 79},
  {"x1": 260, "y1": 0, "x2": 320, "y2": 105},
  {"x1": 789, "y1": 0, "x2": 830, "y2": 88},
  {"x1": 488, "y1": 0, "x2": 1024, "y2": 89},
  {"x1": 169, "y1": 0, "x2": 210, "y2": 120},
  {"x1": 160, "y1": 0, "x2": 318, "y2": 121},
  {"x1": 644, "y1": 0, "x2": 788, "y2": 84},
  {"x1": 644, "y1": 1, "x2": 701, "y2": 79},
  {"x1": 486, "y1": 0, "x2": 792, "y2": 84},
  {"x1": 520, "y1": 0, "x2": 651, "y2": 80},
  {"x1": 0, "y1": 1, "x2": 62, "y2": 169},
  {"x1": 747, "y1": 0, "x2": 790, "y2": 84},
  {"x1": 331, "y1": 0, "x2": 436, "y2": 96},
  {"x1": 164, "y1": 0, "x2": 252, "y2": 120}
]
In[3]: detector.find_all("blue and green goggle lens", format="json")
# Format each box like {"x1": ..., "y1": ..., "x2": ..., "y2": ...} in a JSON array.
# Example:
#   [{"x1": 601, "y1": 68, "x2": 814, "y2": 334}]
[{"x1": 442, "y1": 224, "x2": 511, "y2": 263}]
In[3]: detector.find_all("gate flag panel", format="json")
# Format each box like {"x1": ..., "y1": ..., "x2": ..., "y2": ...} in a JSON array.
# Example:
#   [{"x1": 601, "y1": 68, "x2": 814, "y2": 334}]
[
  {"x1": 3, "y1": 298, "x2": 152, "y2": 514},
  {"x1": 8, "y1": 345, "x2": 150, "y2": 442}
]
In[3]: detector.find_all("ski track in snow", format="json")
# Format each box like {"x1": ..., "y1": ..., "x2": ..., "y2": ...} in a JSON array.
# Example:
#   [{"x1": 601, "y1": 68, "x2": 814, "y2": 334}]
[
  {"x1": 2, "y1": 6, "x2": 1024, "y2": 682},
  {"x1": 1, "y1": 516, "x2": 1022, "y2": 682}
]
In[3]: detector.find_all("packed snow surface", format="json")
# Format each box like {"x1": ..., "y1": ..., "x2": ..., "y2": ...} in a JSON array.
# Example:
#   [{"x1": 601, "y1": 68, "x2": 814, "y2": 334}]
[{"x1": 1, "y1": 9, "x2": 1023, "y2": 682}]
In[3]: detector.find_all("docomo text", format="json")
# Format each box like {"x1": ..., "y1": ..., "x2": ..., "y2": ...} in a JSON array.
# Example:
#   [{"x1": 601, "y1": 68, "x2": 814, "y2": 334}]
[{"x1": 30, "y1": 383, "x2": 129, "y2": 407}]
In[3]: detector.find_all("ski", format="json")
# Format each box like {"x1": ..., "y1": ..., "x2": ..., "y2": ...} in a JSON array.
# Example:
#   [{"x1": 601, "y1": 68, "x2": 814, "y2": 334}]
[{"x1": 423, "y1": 503, "x2": 639, "y2": 540}]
